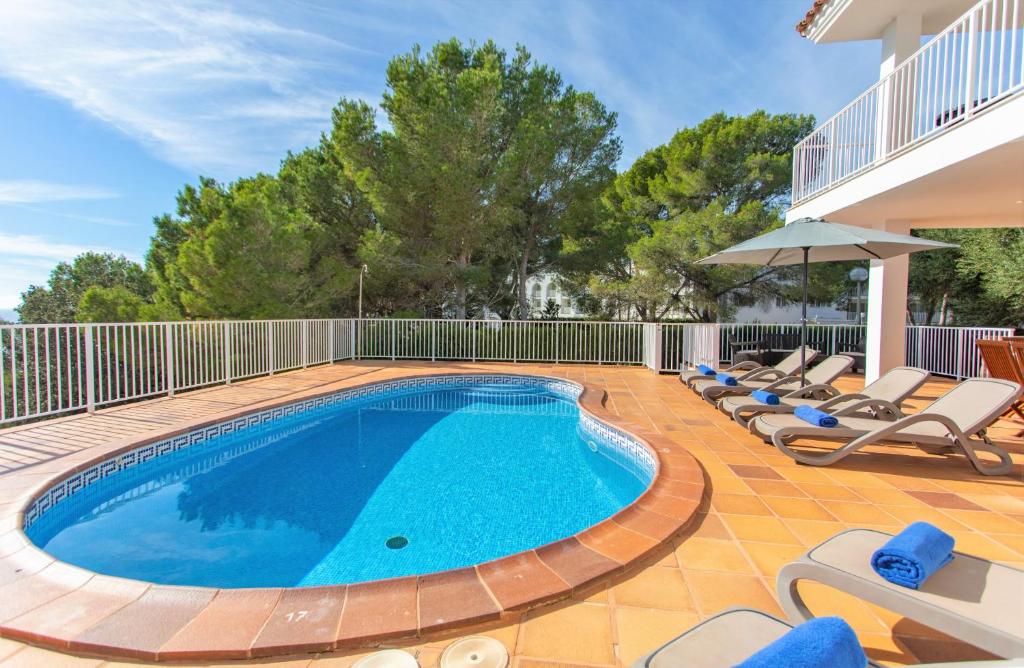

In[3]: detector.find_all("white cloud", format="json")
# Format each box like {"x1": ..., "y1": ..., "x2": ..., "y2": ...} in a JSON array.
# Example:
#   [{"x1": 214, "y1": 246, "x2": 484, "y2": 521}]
[
  {"x1": 0, "y1": 180, "x2": 118, "y2": 204},
  {"x1": 0, "y1": 1, "x2": 363, "y2": 176},
  {"x1": 0, "y1": 232, "x2": 123, "y2": 262},
  {"x1": 2, "y1": 203, "x2": 137, "y2": 228},
  {"x1": 0, "y1": 233, "x2": 140, "y2": 308}
]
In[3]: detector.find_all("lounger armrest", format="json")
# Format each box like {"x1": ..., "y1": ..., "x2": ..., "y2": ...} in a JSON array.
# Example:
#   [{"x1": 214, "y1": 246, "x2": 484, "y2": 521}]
[
  {"x1": 727, "y1": 361, "x2": 762, "y2": 372},
  {"x1": 782, "y1": 383, "x2": 841, "y2": 400},
  {"x1": 739, "y1": 367, "x2": 788, "y2": 382},
  {"x1": 832, "y1": 398, "x2": 904, "y2": 420},
  {"x1": 815, "y1": 393, "x2": 869, "y2": 411},
  {"x1": 761, "y1": 375, "x2": 802, "y2": 391}
]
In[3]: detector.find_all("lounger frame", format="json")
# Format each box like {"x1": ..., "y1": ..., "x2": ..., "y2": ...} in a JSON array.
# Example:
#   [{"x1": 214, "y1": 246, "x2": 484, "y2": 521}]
[
  {"x1": 777, "y1": 529, "x2": 1024, "y2": 658},
  {"x1": 632, "y1": 606, "x2": 1020, "y2": 668}
]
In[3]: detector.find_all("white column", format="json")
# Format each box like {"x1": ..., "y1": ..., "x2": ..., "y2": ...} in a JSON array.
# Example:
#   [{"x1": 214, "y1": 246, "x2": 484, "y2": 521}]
[
  {"x1": 879, "y1": 11, "x2": 922, "y2": 77},
  {"x1": 876, "y1": 11, "x2": 922, "y2": 159},
  {"x1": 865, "y1": 220, "x2": 910, "y2": 383}
]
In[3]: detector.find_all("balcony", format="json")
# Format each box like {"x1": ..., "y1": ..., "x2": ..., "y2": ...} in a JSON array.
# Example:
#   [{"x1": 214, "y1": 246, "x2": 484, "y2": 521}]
[{"x1": 792, "y1": 0, "x2": 1024, "y2": 205}]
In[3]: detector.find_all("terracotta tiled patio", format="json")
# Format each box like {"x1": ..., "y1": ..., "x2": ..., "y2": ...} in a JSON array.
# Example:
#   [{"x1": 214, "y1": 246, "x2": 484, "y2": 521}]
[{"x1": 0, "y1": 361, "x2": 1022, "y2": 667}]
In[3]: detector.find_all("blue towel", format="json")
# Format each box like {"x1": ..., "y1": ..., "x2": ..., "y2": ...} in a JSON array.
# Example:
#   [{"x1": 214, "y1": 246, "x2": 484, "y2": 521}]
[
  {"x1": 733, "y1": 616, "x2": 866, "y2": 668},
  {"x1": 871, "y1": 522, "x2": 955, "y2": 589},
  {"x1": 715, "y1": 372, "x2": 738, "y2": 386},
  {"x1": 751, "y1": 390, "x2": 780, "y2": 405},
  {"x1": 794, "y1": 404, "x2": 838, "y2": 427},
  {"x1": 697, "y1": 364, "x2": 715, "y2": 375}
]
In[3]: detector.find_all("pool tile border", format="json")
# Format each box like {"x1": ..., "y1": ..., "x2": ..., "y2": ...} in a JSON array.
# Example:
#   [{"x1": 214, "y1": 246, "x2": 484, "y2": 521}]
[{"x1": 0, "y1": 370, "x2": 705, "y2": 661}]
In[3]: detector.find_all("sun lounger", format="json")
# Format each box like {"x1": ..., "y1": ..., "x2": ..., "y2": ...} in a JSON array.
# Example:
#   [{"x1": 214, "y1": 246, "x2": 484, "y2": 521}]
[
  {"x1": 749, "y1": 377, "x2": 1021, "y2": 475},
  {"x1": 777, "y1": 529, "x2": 1024, "y2": 658},
  {"x1": 680, "y1": 347, "x2": 815, "y2": 389},
  {"x1": 693, "y1": 352, "x2": 850, "y2": 404},
  {"x1": 719, "y1": 366, "x2": 930, "y2": 429},
  {"x1": 630, "y1": 607, "x2": 1022, "y2": 668}
]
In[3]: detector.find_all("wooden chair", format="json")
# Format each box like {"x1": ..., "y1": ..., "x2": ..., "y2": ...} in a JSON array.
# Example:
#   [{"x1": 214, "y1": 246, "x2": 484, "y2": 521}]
[
  {"x1": 1008, "y1": 340, "x2": 1024, "y2": 389},
  {"x1": 977, "y1": 339, "x2": 1024, "y2": 423}
]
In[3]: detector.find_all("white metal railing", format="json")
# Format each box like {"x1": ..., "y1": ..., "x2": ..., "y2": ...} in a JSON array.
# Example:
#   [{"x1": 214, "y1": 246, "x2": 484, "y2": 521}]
[
  {"x1": 355, "y1": 318, "x2": 645, "y2": 365},
  {"x1": 0, "y1": 318, "x2": 1014, "y2": 425},
  {"x1": 793, "y1": 0, "x2": 1024, "y2": 203},
  {"x1": 1, "y1": 319, "x2": 356, "y2": 425},
  {"x1": 906, "y1": 325, "x2": 1014, "y2": 379}
]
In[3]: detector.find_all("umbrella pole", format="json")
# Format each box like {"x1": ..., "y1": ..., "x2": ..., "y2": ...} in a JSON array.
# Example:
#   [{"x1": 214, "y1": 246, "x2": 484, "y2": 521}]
[{"x1": 801, "y1": 247, "x2": 809, "y2": 387}]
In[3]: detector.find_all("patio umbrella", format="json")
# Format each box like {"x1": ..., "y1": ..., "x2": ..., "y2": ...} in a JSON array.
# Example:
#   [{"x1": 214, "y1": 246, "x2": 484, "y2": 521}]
[{"x1": 696, "y1": 217, "x2": 956, "y2": 385}]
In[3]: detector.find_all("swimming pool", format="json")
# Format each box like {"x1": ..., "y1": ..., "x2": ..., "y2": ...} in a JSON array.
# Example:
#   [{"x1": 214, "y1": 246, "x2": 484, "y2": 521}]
[{"x1": 25, "y1": 375, "x2": 654, "y2": 588}]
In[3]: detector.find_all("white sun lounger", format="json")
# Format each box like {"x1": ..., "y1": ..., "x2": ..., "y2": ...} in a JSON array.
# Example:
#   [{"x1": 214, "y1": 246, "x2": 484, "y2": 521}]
[
  {"x1": 684, "y1": 346, "x2": 819, "y2": 389},
  {"x1": 778, "y1": 529, "x2": 1024, "y2": 658},
  {"x1": 694, "y1": 353, "x2": 852, "y2": 404},
  {"x1": 749, "y1": 377, "x2": 1021, "y2": 475},
  {"x1": 680, "y1": 347, "x2": 815, "y2": 389},
  {"x1": 718, "y1": 366, "x2": 930, "y2": 429},
  {"x1": 631, "y1": 607, "x2": 1023, "y2": 668}
]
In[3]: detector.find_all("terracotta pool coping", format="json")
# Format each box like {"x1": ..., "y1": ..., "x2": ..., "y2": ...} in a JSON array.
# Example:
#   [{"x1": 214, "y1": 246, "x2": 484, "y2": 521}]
[{"x1": 0, "y1": 370, "x2": 705, "y2": 661}]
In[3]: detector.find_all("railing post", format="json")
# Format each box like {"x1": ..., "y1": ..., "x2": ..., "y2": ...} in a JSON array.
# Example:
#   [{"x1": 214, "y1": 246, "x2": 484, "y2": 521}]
[
  {"x1": 328, "y1": 319, "x2": 335, "y2": 363},
  {"x1": 654, "y1": 323, "x2": 664, "y2": 373},
  {"x1": 223, "y1": 321, "x2": 232, "y2": 385},
  {"x1": 302, "y1": 320, "x2": 309, "y2": 368},
  {"x1": 964, "y1": 7, "x2": 978, "y2": 119},
  {"x1": 84, "y1": 324, "x2": 96, "y2": 412},
  {"x1": 431, "y1": 320, "x2": 437, "y2": 362},
  {"x1": 955, "y1": 327, "x2": 965, "y2": 380},
  {"x1": 827, "y1": 122, "x2": 837, "y2": 184},
  {"x1": 351, "y1": 319, "x2": 357, "y2": 360},
  {"x1": 554, "y1": 322, "x2": 560, "y2": 364},
  {"x1": 830, "y1": 326, "x2": 837, "y2": 356},
  {"x1": 390, "y1": 320, "x2": 396, "y2": 361},
  {"x1": 267, "y1": 322, "x2": 275, "y2": 375},
  {"x1": 471, "y1": 321, "x2": 477, "y2": 362},
  {"x1": 163, "y1": 324, "x2": 175, "y2": 397}
]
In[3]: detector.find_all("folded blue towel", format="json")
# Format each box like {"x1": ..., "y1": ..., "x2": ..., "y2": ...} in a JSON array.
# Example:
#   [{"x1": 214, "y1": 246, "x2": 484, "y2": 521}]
[
  {"x1": 871, "y1": 522, "x2": 955, "y2": 589},
  {"x1": 697, "y1": 364, "x2": 715, "y2": 375},
  {"x1": 715, "y1": 372, "x2": 738, "y2": 386},
  {"x1": 733, "y1": 616, "x2": 866, "y2": 668},
  {"x1": 751, "y1": 390, "x2": 780, "y2": 405},
  {"x1": 794, "y1": 404, "x2": 838, "y2": 427}
]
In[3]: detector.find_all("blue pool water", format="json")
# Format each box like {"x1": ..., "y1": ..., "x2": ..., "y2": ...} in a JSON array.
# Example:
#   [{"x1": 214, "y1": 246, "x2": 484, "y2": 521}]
[{"x1": 27, "y1": 379, "x2": 651, "y2": 588}]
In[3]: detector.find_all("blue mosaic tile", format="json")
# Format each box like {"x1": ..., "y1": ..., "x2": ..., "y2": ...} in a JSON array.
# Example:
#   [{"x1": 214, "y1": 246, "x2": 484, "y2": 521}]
[{"x1": 23, "y1": 374, "x2": 653, "y2": 530}]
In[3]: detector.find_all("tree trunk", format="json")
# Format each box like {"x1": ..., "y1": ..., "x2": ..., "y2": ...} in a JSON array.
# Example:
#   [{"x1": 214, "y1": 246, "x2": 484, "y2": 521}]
[
  {"x1": 454, "y1": 250, "x2": 469, "y2": 319},
  {"x1": 516, "y1": 218, "x2": 539, "y2": 319},
  {"x1": 516, "y1": 250, "x2": 531, "y2": 318},
  {"x1": 938, "y1": 292, "x2": 949, "y2": 326}
]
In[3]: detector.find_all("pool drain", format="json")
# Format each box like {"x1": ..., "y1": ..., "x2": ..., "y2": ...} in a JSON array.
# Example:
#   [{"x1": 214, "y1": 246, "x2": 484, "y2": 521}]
[
  {"x1": 352, "y1": 649, "x2": 418, "y2": 668},
  {"x1": 440, "y1": 636, "x2": 508, "y2": 668},
  {"x1": 386, "y1": 535, "x2": 409, "y2": 550}
]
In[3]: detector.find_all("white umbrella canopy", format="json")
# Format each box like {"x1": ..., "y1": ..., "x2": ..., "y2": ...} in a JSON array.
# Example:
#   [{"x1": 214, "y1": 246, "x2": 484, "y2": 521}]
[{"x1": 696, "y1": 217, "x2": 957, "y2": 385}]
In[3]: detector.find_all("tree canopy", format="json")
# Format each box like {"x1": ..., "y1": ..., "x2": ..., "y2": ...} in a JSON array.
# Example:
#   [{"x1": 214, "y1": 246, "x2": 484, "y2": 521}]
[
  {"x1": 329, "y1": 39, "x2": 620, "y2": 318},
  {"x1": 12, "y1": 39, "x2": 1018, "y2": 328},
  {"x1": 560, "y1": 111, "x2": 840, "y2": 321},
  {"x1": 16, "y1": 252, "x2": 154, "y2": 323}
]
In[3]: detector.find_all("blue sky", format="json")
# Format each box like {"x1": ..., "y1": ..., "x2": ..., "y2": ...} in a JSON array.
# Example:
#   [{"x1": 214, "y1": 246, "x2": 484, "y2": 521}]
[{"x1": 0, "y1": 0, "x2": 881, "y2": 317}]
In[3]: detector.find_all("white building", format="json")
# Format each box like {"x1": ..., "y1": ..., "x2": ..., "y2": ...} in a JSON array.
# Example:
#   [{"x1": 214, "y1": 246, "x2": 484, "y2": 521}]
[
  {"x1": 732, "y1": 298, "x2": 854, "y2": 324},
  {"x1": 787, "y1": 0, "x2": 1024, "y2": 380},
  {"x1": 523, "y1": 274, "x2": 582, "y2": 316}
]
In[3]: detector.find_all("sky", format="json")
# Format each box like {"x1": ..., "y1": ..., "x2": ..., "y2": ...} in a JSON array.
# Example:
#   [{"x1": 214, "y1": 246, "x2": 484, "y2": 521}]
[{"x1": 0, "y1": 0, "x2": 881, "y2": 319}]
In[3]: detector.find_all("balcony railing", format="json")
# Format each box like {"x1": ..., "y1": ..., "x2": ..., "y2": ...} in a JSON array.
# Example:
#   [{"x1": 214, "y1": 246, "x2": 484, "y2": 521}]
[
  {"x1": 0, "y1": 319, "x2": 1013, "y2": 425},
  {"x1": 792, "y1": 0, "x2": 1023, "y2": 204}
]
